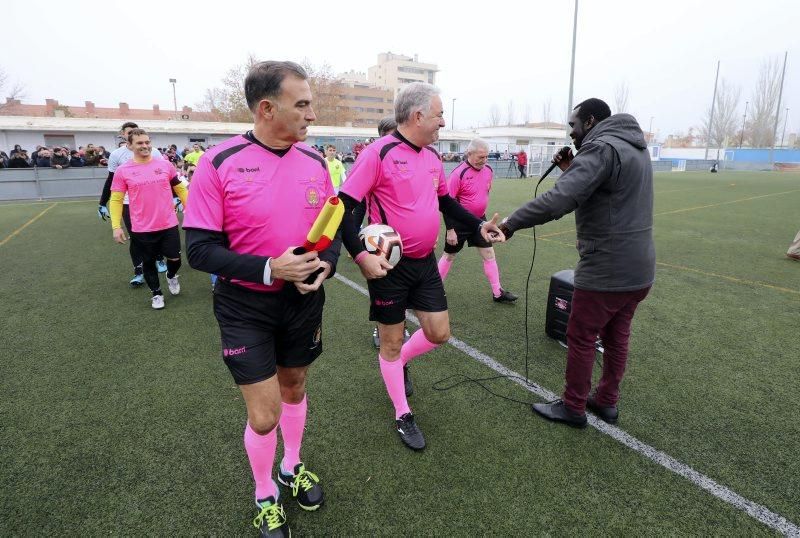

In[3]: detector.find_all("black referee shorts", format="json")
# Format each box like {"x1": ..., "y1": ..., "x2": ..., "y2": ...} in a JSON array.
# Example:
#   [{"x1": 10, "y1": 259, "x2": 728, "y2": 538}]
[
  {"x1": 213, "y1": 279, "x2": 325, "y2": 385},
  {"x1": 367, "y1": 252, "x2": 447, "y2": 325},
  {"x1": 443, "y1": 220, "x2": 492, "y2": 254}
]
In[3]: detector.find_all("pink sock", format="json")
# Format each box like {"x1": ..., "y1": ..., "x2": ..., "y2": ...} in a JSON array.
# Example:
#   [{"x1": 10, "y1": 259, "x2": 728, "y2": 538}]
[
  {"x1": 279, "y1": 396, "x2": 307, "y2": 472},
  {"x1": 244, "y1": 422, "x2": 278, "y2": 500},
  {"x1": 437, "y1": 256, "x2": 453, "y2": 280},
  {"x1": 401, "y1": 328, "x2": 439, "y2": 366},
  {"x1": 483, "y1": 259, "x2": 502, "y2": 297},
  {"x1": 379, "y1": 355, "x2": 411, "y2": 419}
]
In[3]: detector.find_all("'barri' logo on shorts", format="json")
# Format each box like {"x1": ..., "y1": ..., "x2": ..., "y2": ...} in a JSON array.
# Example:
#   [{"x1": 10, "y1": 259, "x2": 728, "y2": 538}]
[
  {"x1": 374, "y1": 299, "x2": 395, "y2": 306},
  {"x1": 223, "y1": 346, "x2": 247, "y2": 357},
  {"x1": 237, "y1": 167, "x2": 260, "y2": 173},
  {"x1": 310, "y1": 324, "x2": 322, "y2": 350}
]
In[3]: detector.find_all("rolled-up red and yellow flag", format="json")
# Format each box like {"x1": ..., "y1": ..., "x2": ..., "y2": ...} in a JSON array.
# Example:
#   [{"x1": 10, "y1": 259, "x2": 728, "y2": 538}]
[{"x1": 302, "y1": 196, "x2": 344, "y2": 252}]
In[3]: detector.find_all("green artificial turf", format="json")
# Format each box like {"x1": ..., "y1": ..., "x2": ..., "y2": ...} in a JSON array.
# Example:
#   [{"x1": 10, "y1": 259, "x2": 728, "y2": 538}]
[{"x1": 1, "y1": 171, "x2": 798, "y2": 535}]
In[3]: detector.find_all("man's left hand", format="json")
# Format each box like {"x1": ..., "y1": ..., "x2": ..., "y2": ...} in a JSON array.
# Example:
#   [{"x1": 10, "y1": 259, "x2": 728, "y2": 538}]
[
  {"x1": 295, "y1": 261, "x2": 331, "y2": 294},
  {"x1": 480, "y1": 213, "x2": 506, "y2": 243}
]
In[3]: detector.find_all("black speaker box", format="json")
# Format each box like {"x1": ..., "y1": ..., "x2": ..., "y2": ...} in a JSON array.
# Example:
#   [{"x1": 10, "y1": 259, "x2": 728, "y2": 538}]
[{"x1": 545, "y1": 269, "x2": 574, "y2": 345}]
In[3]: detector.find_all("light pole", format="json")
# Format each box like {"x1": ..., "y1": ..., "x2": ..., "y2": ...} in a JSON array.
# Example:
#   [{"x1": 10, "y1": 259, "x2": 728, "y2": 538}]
[
  {"x1": 704, "y1": 60, "x2": 720, "y2": 160},
  {"x1": 739, "y1": 101, "x2": 748, "y2": 148},
  {"x1": 169, "y1": 78, "x2": 177, "y2": 118},
  {"x1": 566, "y1": 0, "x2": 578, "y2": 143},
  {"x1": 451, "y1": 98, "x2": 456, "y2": 129},
  {"x1": 648, "y1": 116, "x2": 654, "y2": 144},
  {"x1": 780, "y1": 108, "x2": 790, "y2": 147}
]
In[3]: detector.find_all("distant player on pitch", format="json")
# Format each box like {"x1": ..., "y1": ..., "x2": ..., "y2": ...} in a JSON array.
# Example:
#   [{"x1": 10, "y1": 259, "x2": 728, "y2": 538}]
[{"x1": 438, "y1": 137, "x2": 518, "y2": 304}]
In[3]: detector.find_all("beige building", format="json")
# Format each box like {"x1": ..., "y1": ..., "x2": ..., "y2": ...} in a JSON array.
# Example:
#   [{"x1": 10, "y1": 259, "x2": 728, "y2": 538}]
[
  {"x1": 335, "y1": 80, "x2": 394, "y2": 128},
  {"x1": 367, "y1": 52, "x2": 438, "y2": 95}
]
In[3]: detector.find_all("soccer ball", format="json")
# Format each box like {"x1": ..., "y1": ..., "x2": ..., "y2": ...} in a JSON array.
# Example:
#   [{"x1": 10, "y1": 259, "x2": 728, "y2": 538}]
[{"x1": 359, "y1": 224, "x2": 403, "y2": 266}]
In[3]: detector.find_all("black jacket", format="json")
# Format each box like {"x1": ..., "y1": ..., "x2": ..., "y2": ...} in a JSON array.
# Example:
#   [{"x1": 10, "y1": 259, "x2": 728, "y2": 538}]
[{"x1": 505, "y1": 114, "x2": 655, "y2": 292}]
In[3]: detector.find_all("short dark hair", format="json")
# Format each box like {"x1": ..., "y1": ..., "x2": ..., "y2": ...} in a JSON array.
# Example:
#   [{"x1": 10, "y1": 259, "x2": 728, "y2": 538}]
[
  {"x1": 127, "y1": 128, "x2": 149, "y2": 143},
  {"x1": 325, "y1": 144, "x2": 336, "y2": 150},
  {"x1": 573, "y1": 98, "x2": 611, "y2": 124},
  {"x1": 120, "y1": 121, "x2": 138, "y2": 131},
  {"x1": 244, "y1": 61, "x2": 308, "y2": 112},
  {"x1": 378, "y1": 116, "x2": 397, "y2": 137}
]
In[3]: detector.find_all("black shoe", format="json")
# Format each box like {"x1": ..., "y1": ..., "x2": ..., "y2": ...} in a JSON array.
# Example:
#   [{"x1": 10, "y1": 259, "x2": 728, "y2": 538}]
[
  {"x1": 532, "y1": 399, "x2": 587, "y2": 428},
  {"x1": 277, "y1": 462, "x2": 324, "y2": 511},
  {"x1": 253, "y1": 496, "x2": 290, "y2": 537},
  {"x1": 493, "y1": 288, "x2": 518, "y2": 303},
  {"x1": 396, "y1": 412, "x2": 425, "y2": 450},
  {"x1": 587, "y1": 393, "x2": 619, "y2": 424},
  {"x1": 372, "y1": 326, "x2": 380, "y2": 349},
  {"x1": 403, "y1": 364, "x2": 413, "y2": 397}
]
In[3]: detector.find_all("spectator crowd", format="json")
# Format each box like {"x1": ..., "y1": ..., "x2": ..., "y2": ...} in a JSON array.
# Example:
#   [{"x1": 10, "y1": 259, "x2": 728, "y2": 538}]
[
  {"x1": 0, "y1": 142, "x2": 209, "y2": 180},
  {"x1": 0, "y1": 143, "x2": 112, "y2": 169}
]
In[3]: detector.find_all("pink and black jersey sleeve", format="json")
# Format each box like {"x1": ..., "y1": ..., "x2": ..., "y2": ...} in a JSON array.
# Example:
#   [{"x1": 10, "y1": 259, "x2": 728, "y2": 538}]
[
  {"x1": 183, "y1": 156, "x2": 224, "y2": 232},
  {"x1": 339, "y1": 146, "x2": 381, "y2": 203}
]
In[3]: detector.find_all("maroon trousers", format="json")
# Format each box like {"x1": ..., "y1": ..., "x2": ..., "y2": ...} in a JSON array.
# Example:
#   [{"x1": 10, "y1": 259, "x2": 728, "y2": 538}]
[{"x1": 563, "y1": 286, "x2": 651, "y2": 413}]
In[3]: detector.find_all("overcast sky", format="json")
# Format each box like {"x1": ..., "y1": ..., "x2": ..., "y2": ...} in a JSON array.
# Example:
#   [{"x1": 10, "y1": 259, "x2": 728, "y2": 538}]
[{"x1": 3, "y1": 0, "x2": 798, "y2": 140}]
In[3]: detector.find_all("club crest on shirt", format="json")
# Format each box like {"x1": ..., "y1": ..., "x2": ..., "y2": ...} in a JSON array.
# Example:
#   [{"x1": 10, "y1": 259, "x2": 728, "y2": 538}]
[{"x1": 305, "y1": 187, "x2": 321, "y2": 207}]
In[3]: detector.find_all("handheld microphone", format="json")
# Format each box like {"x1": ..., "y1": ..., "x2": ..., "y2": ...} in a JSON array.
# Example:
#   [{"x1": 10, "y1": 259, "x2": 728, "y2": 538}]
[{"x1": 539, "y1": 145, "x2": 572, "y2": 181}]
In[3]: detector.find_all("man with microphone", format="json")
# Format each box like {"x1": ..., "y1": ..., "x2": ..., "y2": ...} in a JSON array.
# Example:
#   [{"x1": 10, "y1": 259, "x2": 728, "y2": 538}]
[{"x1": 499, "y1": 98, "x2": 655, "y2": 428}]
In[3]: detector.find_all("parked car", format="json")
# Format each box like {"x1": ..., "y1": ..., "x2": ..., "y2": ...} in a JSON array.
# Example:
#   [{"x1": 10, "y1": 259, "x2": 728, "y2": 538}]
[{"x1": 442, "y1": 152, "x2": 464, "y2": 162}]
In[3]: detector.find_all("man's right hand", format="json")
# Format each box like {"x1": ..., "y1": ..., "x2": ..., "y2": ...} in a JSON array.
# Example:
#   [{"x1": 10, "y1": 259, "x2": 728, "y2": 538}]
[
  {"x1": 113, "y1": 228, "x2": 127, "y2": 244},
  {"x1": 553, "y1": 147, "x2": 574, "y2": 171},
  {"x1": 356, "y1": 252, "x2": 394, "y2": 280},
  {"x1": 270, "y1": 247, "x2": 323, "y2": 282},
  {"x1": 98, "y1": 205, "x2": 110, "y2": 221},
  {"x1": 446, "y1": 229, "x2": 458, "y2": 246}
]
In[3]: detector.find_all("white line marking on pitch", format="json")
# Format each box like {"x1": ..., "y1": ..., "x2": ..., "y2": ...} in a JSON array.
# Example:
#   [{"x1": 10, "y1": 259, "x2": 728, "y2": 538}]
[{"x1": 333, "y1": 273, "x2": 800, "y2": 537}]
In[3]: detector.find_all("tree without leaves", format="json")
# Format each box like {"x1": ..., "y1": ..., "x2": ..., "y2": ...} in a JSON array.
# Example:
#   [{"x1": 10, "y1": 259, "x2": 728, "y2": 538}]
[
  {"x1": 488, "y1": 103, "x2": 501, "y2": 126},
  {"x1": 522, "y1": 103, "x2": 532, "y2": 124},
  {"x1": 196, "y1": 54, "x2": 257, "y2": 122},
  {"x1": 746, "y1": 57, "x2": 782, "y2": 147},
  {"x1": 299, "y1": 59, "x2": 356, "y2": 126},
  {"x1": 542, "y1": 98, "x2": 552, "y2": 123},
  {"x1": 699, "y1": 79, "x2": 741, "y2": 149},
  {"x1": 506, "y1": 100, "x2": 515, "y2": 126},
  {"x1": 614, "y1": 82, "x2": 630, "y2": 114},
  {"x1": 0, "y1": 67, "x2": 26, "y2": 111},
  {"x1": 196, "y1": 55, "x2": 355, "y2": 125}
]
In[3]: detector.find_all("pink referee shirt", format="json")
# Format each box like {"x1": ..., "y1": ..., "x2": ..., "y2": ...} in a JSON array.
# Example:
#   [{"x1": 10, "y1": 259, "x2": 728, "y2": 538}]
[
  {"x1": 110, "y1": 158, "x2": 179, "y2": 232},
  {"x1": 448, "y1": 161, "x2": 493, "y2": 219},
  {"x1": 183, "y1": 132, "x2": 334, "y2": 292},
  {"x1": 341, "y1": 131, "x2": 448, "y2": 259}
]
